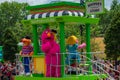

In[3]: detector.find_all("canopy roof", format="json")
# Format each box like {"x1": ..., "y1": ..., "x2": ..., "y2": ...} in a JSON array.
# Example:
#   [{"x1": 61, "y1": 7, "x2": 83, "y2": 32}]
[
  {"x1": 26, "y1": 1, "x2": 85, "y2": 13},
  {"x1": 22, "y1": 1, "x2": 99, "y2": 25},
  {"x1": 25, "y1": 10, "x2": 84, "y2": 20}
]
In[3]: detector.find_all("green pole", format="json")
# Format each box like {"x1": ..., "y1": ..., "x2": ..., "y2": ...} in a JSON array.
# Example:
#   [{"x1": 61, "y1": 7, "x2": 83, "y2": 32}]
[
  {"x1": 32, "y1": 24, "x2": 39, "y2": 55},
  {"x1": 86, "y1": 23, "x2": 92, "y2": 74},
  {"x1": 59, "y1": 22, "x2": 65, "y2": 77}
]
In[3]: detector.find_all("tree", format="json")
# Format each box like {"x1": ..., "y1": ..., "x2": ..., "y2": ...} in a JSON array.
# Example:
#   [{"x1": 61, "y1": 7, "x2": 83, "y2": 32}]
[
  {"x1": 2, "y1": 28, "x2": 18, "y2": 62},
  {"x1": 97, "y1": 8, "x2": 110, "y2": 35},
  {"x1": 0, "y1": 1, "x2": 28, "y2": 45},
  {"x1": 104, "y1": 10, "x2": 120, "y2": 60},
  {"x1": 0, "y1": 1, "x2": 29, "y2": 61},
  {"x1": 97, "y1": 0, "x2": 120, "y2": 36},
  {"x1": 110, "y1": 0, "x2": 119, "y2": 10}
]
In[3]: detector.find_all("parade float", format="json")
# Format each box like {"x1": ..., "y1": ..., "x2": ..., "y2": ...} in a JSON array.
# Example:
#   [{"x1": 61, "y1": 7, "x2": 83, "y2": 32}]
[{"x1": 15, "y1": 0, "x2": 108, "y2": 80}]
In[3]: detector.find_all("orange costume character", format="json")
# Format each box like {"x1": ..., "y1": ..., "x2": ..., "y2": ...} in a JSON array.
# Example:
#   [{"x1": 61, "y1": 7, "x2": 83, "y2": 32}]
[{"x1": 20, "y1": 36, "x2": 33, "y2": 75}]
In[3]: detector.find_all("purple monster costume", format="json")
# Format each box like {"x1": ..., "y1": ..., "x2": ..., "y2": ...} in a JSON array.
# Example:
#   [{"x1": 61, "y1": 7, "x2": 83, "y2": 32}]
[{"x1": 41, "y1": 28, "x2": 61, "y2": 77}]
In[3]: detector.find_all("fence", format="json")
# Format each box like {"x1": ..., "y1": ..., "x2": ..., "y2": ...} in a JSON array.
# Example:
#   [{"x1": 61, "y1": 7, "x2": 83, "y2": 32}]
[{"x1": 15, "y1": 52, "x2": 120, "y2": 80}]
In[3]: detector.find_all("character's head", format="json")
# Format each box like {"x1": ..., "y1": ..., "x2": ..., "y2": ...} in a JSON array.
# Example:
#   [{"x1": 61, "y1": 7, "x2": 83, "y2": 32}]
[
  {"x1": 41, "y1": 28, "x2": 54, "y2": 44},
  {"x1": 22, "y1": 36, "x2": 31, "y2": 46},
  {"x1": 66, "y1": 35, "x2": 78, "y2": 45}
]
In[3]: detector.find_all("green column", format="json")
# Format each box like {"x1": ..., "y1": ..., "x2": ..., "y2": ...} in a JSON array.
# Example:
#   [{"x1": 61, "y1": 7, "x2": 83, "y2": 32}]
[
  {"x1": 59, "y1": 22, "x2": 65, "y2": 77},
  {"x1": 86, "y1": 23, "x2": 92, "y2": 74},
  {"x1": 32, "y1": 24, "x2": 39, "y2": 55}
]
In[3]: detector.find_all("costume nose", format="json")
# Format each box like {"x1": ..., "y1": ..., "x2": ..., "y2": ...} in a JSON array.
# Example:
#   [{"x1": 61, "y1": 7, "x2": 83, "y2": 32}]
[{"x1": 47, "y1": 32, "x2": 51, "y2": 37}]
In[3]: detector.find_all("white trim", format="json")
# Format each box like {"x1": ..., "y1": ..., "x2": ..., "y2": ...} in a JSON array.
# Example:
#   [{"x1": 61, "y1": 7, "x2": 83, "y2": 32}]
[
  {"x1": 34, "y1": 14, "x2": 39, "y2": 19},
  {"x1": 27, "y1": 15, "x2": 32, "y2": 20},
  {"x1": 42, "y1": 12, "x2": 47, "y2": 18},
  {"x1": 57, "y1": 11, "x2": 64, "y2": 16},
  {"x1": 49, "y1": 11, "x2": 56, "y2": 17}
]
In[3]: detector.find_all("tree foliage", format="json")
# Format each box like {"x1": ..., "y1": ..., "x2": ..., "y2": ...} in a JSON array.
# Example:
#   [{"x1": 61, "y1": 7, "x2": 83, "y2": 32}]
[
  {"x1": 110, "y1": 0, "x2": 118, "y2": 10},
  {"x1": 97, "y1": 9, "x2": 110, "y2": 35},
  {"x1": 97, "y1": 0, "x2": 119, "y2": 36},
  {"x1": 2, "y1": 28, "x2": 18, "y2": 62},
  {"x1": 104, "y1": 0, "x2": 120, "y2": 60},
  {"x1": 0, "y1": 1, "x2": 29, "y2": 61},
  {"x1": 0, "y1": 1, "x2": 29, "y2": 45}
]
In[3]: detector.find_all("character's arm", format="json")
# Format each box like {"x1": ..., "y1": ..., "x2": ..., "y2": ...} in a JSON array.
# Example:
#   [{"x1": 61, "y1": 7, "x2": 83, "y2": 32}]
[
  {"x1": 29, "y1": 46, "x2": 33, "y2": 56},
  {"x1": 19, "y1": 51, "x2": 22, "y2": 55},
  {"x1": 20, "y1": 51, "x2": 26, "y2": 57},
  {"x1": 41, "y1": 42, "x2": 51, "y2": 53},
  {"x1": 78, "y1": 43, "x2": 86, "y2": 49},
  {"x1": 19, "y1": 51, "x2": 26, "y2": 57},
  {"x1": 49, "y1": 43, "x2": 60, "y2": 55},
  {"x1": 29, "y1": 51, "x2": 33, "y2": 56}
]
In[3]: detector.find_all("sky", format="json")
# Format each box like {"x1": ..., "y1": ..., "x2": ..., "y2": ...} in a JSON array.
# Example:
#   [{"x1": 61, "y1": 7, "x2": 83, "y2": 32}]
[{"x1": 0, "y1": 0, "x2": 120, "y2": 10}]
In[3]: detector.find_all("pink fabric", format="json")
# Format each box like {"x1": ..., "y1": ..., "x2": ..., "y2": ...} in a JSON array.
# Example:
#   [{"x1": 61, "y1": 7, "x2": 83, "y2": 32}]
[
  {"x1": 41, "y1": 28, "x2": 61, "y2": 77},
  {"x1": 78, "y1": 43, "x2": 86, "y2": 49}
]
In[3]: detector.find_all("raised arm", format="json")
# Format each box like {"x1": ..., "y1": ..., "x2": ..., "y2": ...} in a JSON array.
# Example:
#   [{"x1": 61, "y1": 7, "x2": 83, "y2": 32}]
[{"x1": 78, "y1": 43, "x2": 86, "y2": 49}]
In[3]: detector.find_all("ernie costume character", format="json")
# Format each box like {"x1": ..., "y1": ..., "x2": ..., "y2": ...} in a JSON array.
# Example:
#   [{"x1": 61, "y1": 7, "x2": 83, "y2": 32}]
[
  {"x1": 41, "y1": 28, "x2": 61, "y2": 77},
  {"x1": 66, "y1": 35, "x2": 86, "y2": 66},
  {"x1": 20, "y1": 36, "x2": 33, "y2": 75}
]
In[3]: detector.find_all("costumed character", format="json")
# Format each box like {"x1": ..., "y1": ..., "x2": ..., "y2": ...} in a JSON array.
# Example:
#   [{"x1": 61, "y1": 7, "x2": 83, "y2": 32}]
[
  {"x1": 41, "y1": 28, "x2": 61, "y2": 77},
  {"x1": 20, "y1": 36, "x2": 33, "y2": 75},
  {"x1": 65, "y1": 35, "x2": 86, "y2": 66}
]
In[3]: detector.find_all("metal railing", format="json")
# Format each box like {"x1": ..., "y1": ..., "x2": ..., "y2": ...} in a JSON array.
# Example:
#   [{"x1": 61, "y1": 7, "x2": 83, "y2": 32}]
[{"x1": 15, "y1": 52, "x2": 120, "y2": 79}]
